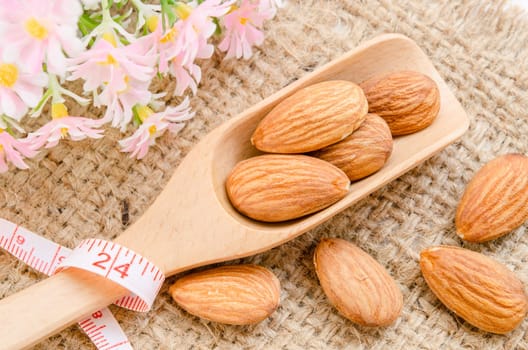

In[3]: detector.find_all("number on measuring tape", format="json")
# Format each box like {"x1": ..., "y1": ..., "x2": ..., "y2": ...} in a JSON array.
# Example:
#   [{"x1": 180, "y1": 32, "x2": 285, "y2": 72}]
[
  {"x1": 56, "y1": 238, "x2": 165, "y2": 312},
  {"x1": 93, "y1": 254, "x2": 130, "y2": 278},
  {"x1": 0, "y1": 219, "x2": 133, "y2": 350},
  {"x1": 114, "y1": 263, "x2": 130, "y2": 278},
  {"x1": 93, "y1": 252, "x2": 112, "y2": 270}
]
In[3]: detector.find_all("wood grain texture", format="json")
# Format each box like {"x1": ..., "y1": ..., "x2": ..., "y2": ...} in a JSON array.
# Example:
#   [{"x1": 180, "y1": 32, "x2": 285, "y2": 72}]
[
  {"x1": 226, "y1": 155, "x2": 350, "y2": 222},
  {"x1": 360, "y1": 71, "x2": 440, "y2": 135},
  {"x1": 251, "y1": 80, "x2": 368, "y2": 153},
  {"x1": 314, "y1": 238, "x2": 402, "y2": 326},
  {"x1": 455, "y1": 154, "x2": 528, "y2": 242},
  {"x1": 0, "y1": 34, "x2": 469, "y2": 349},
  {"x1": 420, "y1": 246, "x2": 528, "y2": 334},
  {"x1": 311, "y1": 113, "x2": 393, "y2": 181},
  {"x1": 169, "y1": 265, "x2": 280, "y2": 325}
]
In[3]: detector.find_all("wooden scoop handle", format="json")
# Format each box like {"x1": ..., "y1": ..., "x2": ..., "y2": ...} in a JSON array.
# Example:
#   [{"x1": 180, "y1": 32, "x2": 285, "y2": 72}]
[{"x1": 0, "y1": 269, "x2": 127, "y2": 350}]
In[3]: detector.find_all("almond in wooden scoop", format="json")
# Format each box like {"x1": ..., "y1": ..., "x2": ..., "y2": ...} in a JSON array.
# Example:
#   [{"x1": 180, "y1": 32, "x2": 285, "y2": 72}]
[
  {"x1": 359, "y1": 71, "x2": 440, "y2": 135},
  {"x1": 456, "y1": 154, "x2": 528, "y2": 242},
  {"x1": 251, "y1": 80, "x2": 368, "y2": 153},
  {"x1": 169, "y1": 265, "x2": 281, "y2": 325},
  {"x1": 314, "y1": 238, "x2": 403, "y2": 327},
  {"x1": 226, "y1": 154, "x2": 350, "y2": 222},
  {"x1": 420, "y1": 245, "x2": 528, "y2": 334},
  {"x1": 311, "y1": 113, "x2": 393, "y2": 181}
]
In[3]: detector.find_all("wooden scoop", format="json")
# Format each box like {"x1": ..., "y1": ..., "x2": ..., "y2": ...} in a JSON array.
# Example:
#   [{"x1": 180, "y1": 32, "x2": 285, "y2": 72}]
[{"x1": 0, "y1": 33, "x2": 469, "y2": 349}]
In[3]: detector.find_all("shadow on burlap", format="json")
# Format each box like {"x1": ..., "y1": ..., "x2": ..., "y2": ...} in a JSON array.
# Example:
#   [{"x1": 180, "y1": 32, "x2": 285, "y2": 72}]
[{"x1": 1, "y1": 0, "x2": 528, "y2": 349}]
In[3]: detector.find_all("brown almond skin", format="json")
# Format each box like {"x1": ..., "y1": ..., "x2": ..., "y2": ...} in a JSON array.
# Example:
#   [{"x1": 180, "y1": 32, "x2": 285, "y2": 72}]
[
  {"x1": 314, "y1": 238, "x2": 403, "y2": 327},
  {"x1": 456, "y1": 154, "x2": 528, "y2": 242},
  {"x1": 169, "y1": 265, "x2": 281, "y2": 325},
  {"x1": 359, "y1": 71, "x2": 440, "y2": 135},
  {"x1": 251, "y1": 80, "x2": 368, "y2": 153},
  {"x1": 311, "y1": 113, "x2": 393, "y2": 181},
  {"x1": 420, "y1": 246, "x2": 528, "y2": 334},
  {"x1": 226, "y1": 154, "x2": 350, "y2": 222}
]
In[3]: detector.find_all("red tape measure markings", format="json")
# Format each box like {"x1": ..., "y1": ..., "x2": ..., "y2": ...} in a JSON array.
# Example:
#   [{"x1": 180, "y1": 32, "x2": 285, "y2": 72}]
[
  {"x1": 0, "y1": 219, "x2": 133, "y2": 350},
  {"x1": 56, "y1": 237, "x2": 165, "y2": 313}
]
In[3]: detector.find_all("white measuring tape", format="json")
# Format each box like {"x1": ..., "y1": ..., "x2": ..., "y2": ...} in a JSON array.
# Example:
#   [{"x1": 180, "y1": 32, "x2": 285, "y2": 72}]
[{"x1": 0, "y1": 218, "x2": 165, "y2": 349}]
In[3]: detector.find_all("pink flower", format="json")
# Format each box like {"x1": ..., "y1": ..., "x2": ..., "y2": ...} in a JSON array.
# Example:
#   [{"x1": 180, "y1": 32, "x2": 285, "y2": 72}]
[
  {"x1": 172, "y1": 1, "x2": 234, "y2": 66},
  {"x1": 169, "y1": 54, "x2": 202, "y2": 96},
  {"x1": 96, "y1": 78, "x2": 152, "y2": 131},
  {"x1": 137, "y1": 18, "x2": 177, "y2": 74},
  {"x1": 219, "y1": 0, "x2": 271, "y2": 59},
  {"x1": 0, "y1": 129, "x2": 37, "y2": 172},
  {"x1": 0, "y1": 0, "x2": 83, "y2": 76},
  {"x1": 139, "y1": 18, "x2": 202, "y2": 95},
  {"x1": 68, "y1": 35, "x2": 157, "y2": 130},
  {"x1": 139, "y1": 1, "x2": 234, "y2": 96},
  {"x1": 68, "y1": 36, "x2": 155, "y2": 92},
  {"x1": 119, "y1": 98, "x2": 194, "y2": 159},
  {"x1": 0, "y1": 61, "x2": 48, "y2": 120},
  {"x1": 25, "y1": 103, "x2": 104, "y2": 149}
]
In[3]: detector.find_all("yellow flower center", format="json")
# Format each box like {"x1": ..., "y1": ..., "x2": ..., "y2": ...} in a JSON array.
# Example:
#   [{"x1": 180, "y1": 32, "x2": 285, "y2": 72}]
[
  {"x1": 135, "y1": 105, "x2": 154, "y2": 122},
  {"x1": 60, "y1": 128, "x2": 69, "y2": 137},
  {"x1": 174, "y1": 2, "x2": 192, "y2": 20},
  {"x1": 102, "y1": 32, "x2": 117, "y2": 47},
  {"x1": 160, "y1": 27, "x2": 178, "y2": 43},
  {"x1": 147, "y1": 16, "x2": 159, "y2": 32},
  {"x1": 240, "y1": 17, "x2": 248, "y2": 25},
  {"x1": 117, "y1": 75, "x2": 130, "y2": 94},
  {"x1": 24, "y1": 18, "x2": 48, "y2": 40},
  {"x1": 97, "y1": 54, "x2": 118, "y2": 66},
  {"x1": 0, "y1": 63, "x2": 18, "y2": 87},
  {"x1": 148, "y1": 125, "x2": 157, "y2": 136},
  {"x1": 51, "y1": 103, "x2": 69, "y2": 119},
  {"x1": 106, "y1": 54, "x2": 118, "y2": 65}
]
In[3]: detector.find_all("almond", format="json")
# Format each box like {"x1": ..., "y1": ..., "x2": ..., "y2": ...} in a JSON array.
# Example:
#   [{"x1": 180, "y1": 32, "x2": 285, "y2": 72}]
[
  {"x1": 456, "y1": 154, "x2": 528, "y2": 242},
  {"x1": 169, "y1": 265, "x2": 281, "y2": 325},
  {"x1": 310, "y1": 113, "x2": 393, "y2": 181},
  {"x1": 226, "y1": 154, "x2": 350, "y2": 222},
  {"x1": 251, "y1": 80, "x2": 368, "y2": 153},
  {"x1": 420, "y1": 246, "x2": 528, "y2": 334},
  {"x1": 359, "y1": 71, "x2": 440, "y2": 135},
  {"x1": 314, "y1": 238, "x2": 403, "y2": 326}
]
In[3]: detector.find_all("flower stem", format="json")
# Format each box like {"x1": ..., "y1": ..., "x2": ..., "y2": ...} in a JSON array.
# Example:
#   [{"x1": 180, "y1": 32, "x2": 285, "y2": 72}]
[
  {"x1": 48, "y1": 74, "x2": 64, "y2": 104},
  {"x1": 101, "y1": 0, "x2": 112, "y2": 22}
]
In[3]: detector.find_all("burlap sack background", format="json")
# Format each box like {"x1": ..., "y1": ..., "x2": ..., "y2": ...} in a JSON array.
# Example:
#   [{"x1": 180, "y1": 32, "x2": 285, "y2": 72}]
[{"x1": 1, "y1": 0, "x2": 528, "y2": 348}]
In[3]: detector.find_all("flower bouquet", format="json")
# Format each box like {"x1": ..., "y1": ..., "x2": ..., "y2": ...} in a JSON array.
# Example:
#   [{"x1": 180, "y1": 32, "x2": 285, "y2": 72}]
[{"x1": 0, "y1": 0, "x2": 284, "y2": 171}]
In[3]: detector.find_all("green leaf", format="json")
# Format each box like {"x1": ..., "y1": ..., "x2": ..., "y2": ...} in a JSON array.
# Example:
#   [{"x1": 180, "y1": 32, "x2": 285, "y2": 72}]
[
  {"x1": 78, "y1": 12, "x2": 100, "y2": 36},
  {"x1": 5, "y1": 125, "x2": 14, "y2": 136},
  {"x1": 161, "y1": 0, "x2": 177, "y2": 29},
  {"x1": 213, "y1": 17, "x2": 222, "y2": 35},
  {"x1": 132, "y1": 105, "x2": 142, "y2": 126},
  {"x1": 116, "y1": 0, "x2": 128, "y2": 10}
]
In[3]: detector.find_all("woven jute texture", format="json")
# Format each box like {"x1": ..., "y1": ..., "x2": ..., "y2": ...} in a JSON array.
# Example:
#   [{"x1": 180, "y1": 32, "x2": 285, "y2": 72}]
[{"x1": 2, "y1": 0, "x2": 528, "y2": 349}]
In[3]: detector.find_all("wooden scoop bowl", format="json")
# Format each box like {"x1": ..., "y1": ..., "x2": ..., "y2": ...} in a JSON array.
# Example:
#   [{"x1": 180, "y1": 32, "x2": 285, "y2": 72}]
[{"x1": 0, "y1": 33, "x2": 469, "y2": 349}]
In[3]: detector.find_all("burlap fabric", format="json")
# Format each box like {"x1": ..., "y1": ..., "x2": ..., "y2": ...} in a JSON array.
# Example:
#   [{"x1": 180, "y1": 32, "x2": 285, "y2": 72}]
[{"x1": 1, "y1": 0, "x2": 528, "y2": 348}]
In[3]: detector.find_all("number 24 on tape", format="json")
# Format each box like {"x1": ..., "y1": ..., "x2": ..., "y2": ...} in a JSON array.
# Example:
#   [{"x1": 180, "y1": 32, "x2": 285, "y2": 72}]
[{"x1": 0, "y1": 218, "x2": 164, "y2": 350}]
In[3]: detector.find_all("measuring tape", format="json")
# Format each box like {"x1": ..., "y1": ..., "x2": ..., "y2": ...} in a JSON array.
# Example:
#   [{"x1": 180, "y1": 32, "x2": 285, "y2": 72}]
[{"x1": 0, "y1": 218, "x2": 165, "y2": 349}]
